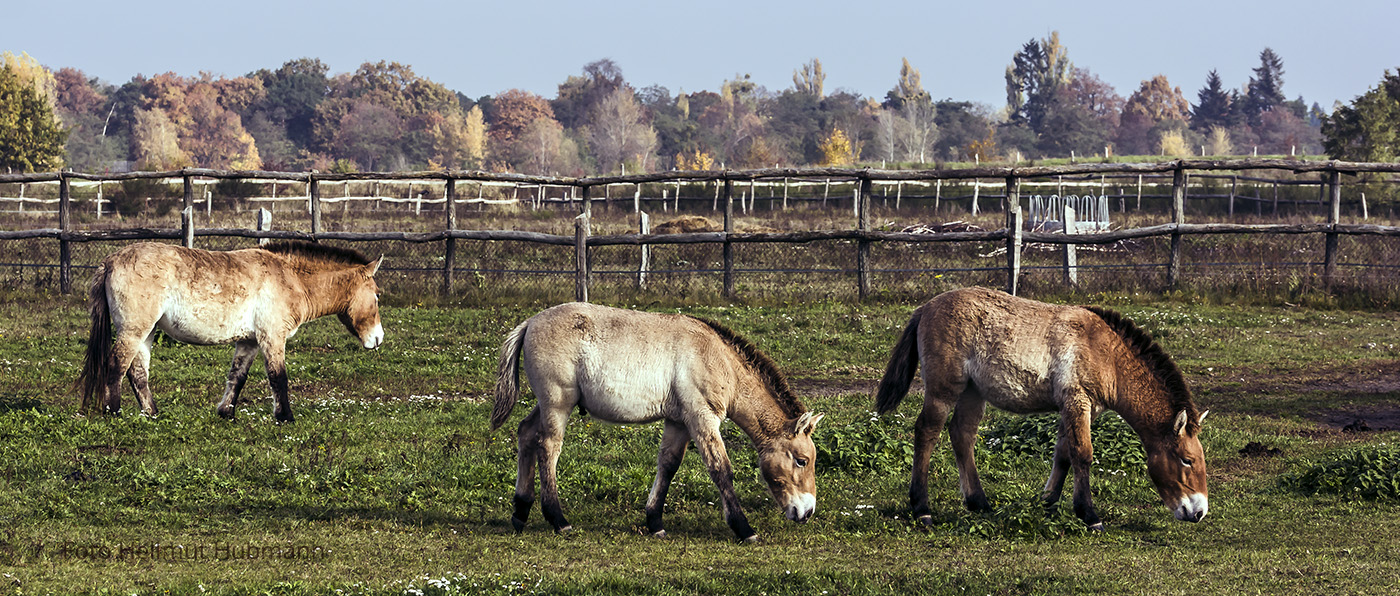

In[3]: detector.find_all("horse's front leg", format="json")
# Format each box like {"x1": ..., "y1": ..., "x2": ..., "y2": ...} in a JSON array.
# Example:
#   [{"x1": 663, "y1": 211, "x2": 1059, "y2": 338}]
[
  {"x1": 689, "y1": 419, "x2": 756, "y2": 543},
  {"x1": 261, "y1": 340, "x2": 294, "y2": 423},
  {"x1": 216, "y1": 340, "x2": 260, "y2": 420},
  {"x1": 1061, "y1": 402, "x2": 1103, "y2": 531},
  {"x1": 645, "y1": 419, "x2": 690, "y2": 538}
]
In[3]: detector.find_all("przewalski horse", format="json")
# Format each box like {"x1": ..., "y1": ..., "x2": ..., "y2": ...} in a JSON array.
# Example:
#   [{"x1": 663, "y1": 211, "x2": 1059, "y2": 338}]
[
  {"x1": 77, "y1": 241, "x2": 384, "y2": 422},
  {"x1": 491, "y1": 302, "x2": 824, "y2": 543},
  {"x1": 875, "y1": 287, "x2": 1208, "y2": 530}
]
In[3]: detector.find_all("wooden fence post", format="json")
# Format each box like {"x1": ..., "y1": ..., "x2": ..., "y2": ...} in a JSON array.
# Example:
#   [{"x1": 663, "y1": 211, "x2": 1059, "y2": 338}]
[
  {"x1": 1006, "y1": 205, "x2": 1023, "y2": 296},
  {"x1": 444, "y1": 177, "x2": 457, "y2": 296},
  {"x1": 1168, "y1": 166, "x2": 1186, "y2": 287},
  {"x1": 310, "y1": 174, "x2": 322, "y2": 238},
  {"x1": 633, "y1": 184, "x2": 642, "y2": 213},
  {"x1": 971, "y1": 179, "x2": 980, "y2": 216},
  {"x1": 581, "y1": 184, "x2": 592, "y2": 218},
  {"x1": 256, "y1": 208, "x2": 272, "y2": 246},
  {"x1": 858, "y1": 175, "x2": 873, "y2": 301},
  {"x1": 182, "y1": 173, "x2": 194, "y2": 248},
  {"x1": 1063, "y1": 205, "x2": 1078, "y2": 286},
  {"x1": 1324, "y1": 170, "x2": 1341, "y2": 288},
  {"x1": 575, "y1": 212, "x2": 590, "y2": 303},
  {"x1": 1229, "y1": 175, "x2": 1237, "y2": 216},
  {"x1": 723, "y1": 178, "x2": 735, "y2": 300},
  {"x1": 638, "y1": 211, "x2": 650, "y2": 290},
  {"x1": 59, "y1": 172, "x2": 72, "y2": 295}
]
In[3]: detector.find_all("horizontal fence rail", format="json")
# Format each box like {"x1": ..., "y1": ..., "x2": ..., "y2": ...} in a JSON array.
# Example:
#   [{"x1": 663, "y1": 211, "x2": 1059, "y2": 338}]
[{"x1": 3, "y1": 160, "x2": 1399, "y2": 300}]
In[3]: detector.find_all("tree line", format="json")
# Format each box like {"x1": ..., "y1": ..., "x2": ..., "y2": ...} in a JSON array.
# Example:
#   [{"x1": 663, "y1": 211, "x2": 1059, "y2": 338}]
[{"x1": 1, "y1": 32, "x2": 1394, "y2": 176}]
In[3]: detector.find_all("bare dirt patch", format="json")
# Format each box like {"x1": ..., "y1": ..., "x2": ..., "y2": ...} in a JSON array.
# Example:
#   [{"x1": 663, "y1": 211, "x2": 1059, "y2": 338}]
[{"x1": 1198, "y1": 358, "x2": 1400, "y2": 431}]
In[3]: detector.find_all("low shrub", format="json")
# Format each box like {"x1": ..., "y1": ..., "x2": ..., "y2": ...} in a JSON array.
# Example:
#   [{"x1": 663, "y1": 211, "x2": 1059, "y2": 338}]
[{"x1": 1282, "y1": 445, "x2": 1400, "y2": 501}]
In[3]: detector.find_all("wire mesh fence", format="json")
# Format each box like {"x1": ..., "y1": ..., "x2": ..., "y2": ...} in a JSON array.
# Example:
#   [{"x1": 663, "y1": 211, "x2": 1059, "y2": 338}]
[{"x1": 3, "y1": 162, "x2": 1400, "y2": 305}]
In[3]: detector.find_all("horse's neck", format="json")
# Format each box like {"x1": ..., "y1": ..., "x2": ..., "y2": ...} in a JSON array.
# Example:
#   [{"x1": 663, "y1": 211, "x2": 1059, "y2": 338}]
[
  {"x1": 289, "y1": 265, "x2": 356, "y2": 320},
  {"x1": 1108, "y1": 356, "x2": 1174, "y2": 436},
  {"x1": 725, "y1": 375, "x2": 791, "y2": 447}
]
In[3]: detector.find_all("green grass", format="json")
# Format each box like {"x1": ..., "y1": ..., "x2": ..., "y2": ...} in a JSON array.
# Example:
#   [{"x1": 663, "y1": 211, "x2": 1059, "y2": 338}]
[{"x1": 2, "y1": 293, "x2": 1400, "y2": 594}]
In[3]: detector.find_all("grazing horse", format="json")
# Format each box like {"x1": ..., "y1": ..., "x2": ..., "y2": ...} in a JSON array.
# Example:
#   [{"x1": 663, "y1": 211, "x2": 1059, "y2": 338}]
[
  {"x1": 875, "y1": 287, "x2": 1208, "y2": 530},
  {"x1": 491, "y1": 302, "x2": 824, "y2": 542},
  {"x1": 77, "y1": 241, "x2": 384, "y2": 422}
]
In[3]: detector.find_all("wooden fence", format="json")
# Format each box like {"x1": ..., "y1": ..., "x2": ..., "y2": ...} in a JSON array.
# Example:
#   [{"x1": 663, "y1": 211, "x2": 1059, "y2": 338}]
[{"x1": 3, "y1": 159, "x2": 1400, "y2": 301}]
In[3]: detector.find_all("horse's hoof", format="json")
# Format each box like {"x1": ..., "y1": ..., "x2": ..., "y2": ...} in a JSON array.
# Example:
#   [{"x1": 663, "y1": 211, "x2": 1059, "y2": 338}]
[
  {"x1": 555, "y1": 525, "x2": 573, "y2": 535},
  {"x1": 275, "y1": 414, "x2": 295, "y2": 424},
  {"x1": 650, "y1": 530, "x2": 667, "y2": 539},
  {"x1": 216, "y1": 407, "x2": 235, "y2": 420},
  {"x1": 1087, "y1": 522, "x2": 1105, "y2": 532},
  {"x1": 511, "y1": 517, "x2": 526, "y2": 533},
  {"x1": 917, "y1": 515, "x2": 934, "y2": 528},
  {"x1": 740, "y1": 534, "x2": 759, "y2": 544}
]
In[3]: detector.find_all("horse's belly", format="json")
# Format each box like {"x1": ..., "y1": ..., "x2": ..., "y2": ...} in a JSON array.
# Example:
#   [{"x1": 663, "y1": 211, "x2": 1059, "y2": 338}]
[
  {"x1": 576, "y1": 372, "x2": 670, "y2": 424},
  {"x1": 966, "y1": 357, "x2": 1059, "y2": 414},
  {"x1": 157, "y1": 299, "x2": 255, "y2": 345}
]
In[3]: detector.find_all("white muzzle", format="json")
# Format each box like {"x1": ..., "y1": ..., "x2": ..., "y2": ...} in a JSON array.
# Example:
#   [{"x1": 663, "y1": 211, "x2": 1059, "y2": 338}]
[
  {"x1": 785, "y1": 493, "x2": 816, "y2": 523},
  {"x1": 363, "y1": 323, "x2": 384, "y2": 349},
  {"x1": 1174, "y1": 493, "x2": 1208, "y2": 522}
]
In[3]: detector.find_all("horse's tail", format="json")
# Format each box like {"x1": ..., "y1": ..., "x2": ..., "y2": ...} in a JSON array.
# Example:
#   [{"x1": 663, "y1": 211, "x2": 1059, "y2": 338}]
[
  {"x1": 490, "y1": 318, "x2": 531, "y2": 431},
  {"x1": 76, "y1": 263, "x2": 113, "y2": 416},
  {"x1": 875, "y1": 307, "x2": 923, "y2": 415}
]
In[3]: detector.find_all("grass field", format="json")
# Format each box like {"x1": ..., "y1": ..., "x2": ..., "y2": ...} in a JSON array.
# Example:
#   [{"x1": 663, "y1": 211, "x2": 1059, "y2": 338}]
[{"x1": 2, "y1": 290, "x2": 1399, "y2": 595}]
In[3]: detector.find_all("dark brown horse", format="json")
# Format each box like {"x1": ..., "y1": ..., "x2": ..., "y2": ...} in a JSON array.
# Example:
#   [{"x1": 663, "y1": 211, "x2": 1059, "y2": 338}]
[
  {"x1": 77, "y1": 241, "x2": 384, "y2": 422},
  {"x1": 492, "y1": 302, "x2": 823, "y2": 542},
  {"x1": 875, "y1": 287, "x2": 1208, "y2": 530}
]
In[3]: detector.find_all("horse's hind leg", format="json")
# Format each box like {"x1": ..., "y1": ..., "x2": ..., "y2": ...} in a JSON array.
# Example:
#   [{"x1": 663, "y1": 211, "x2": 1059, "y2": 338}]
[
  {"x1": 645, "y1": 419, "x2": 690, "y2": 538},
  {"x1": 1042, "y1": 431, "x2": 1072, "y2": 508},
  {"x1": 510, "y1": 407, "x2": 542, "y2": 532},
  {"x1": 127, "y1": 329, "x2": 158, "y2": 416},
  {"x1": 910, "y1": 398, "x2": 953, "y2": 526},
  {"x1": 535, "y1": 406, "x2": 574, "y2": 533},
  {"x1": 948, "y1": 395, "x2": 990, "y2": 512},
  {"x1": 216, "y1": 340, "x2": 260, "y2": 420},
  {"x1": 103, "y1": 331, "x2": 146, "y2": 415}
]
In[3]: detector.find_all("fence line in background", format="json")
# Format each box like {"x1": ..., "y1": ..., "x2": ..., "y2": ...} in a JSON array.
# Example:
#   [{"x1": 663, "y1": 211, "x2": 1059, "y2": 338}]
[{"x1": 4, "y1": 160, "x2": 1400, "y2": 299}]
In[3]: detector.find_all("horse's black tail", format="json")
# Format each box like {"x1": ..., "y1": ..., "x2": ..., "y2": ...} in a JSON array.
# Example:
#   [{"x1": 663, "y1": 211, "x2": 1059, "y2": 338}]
[
  {"x1": 875, "y1": 308, "x2": 923, "y2": 415},
  {"x1": 76, "y1": 263, "x2": 113, "y2": 416},
  {"x1": 490, "y1": 318, "x2": 530, "y2": 431}
]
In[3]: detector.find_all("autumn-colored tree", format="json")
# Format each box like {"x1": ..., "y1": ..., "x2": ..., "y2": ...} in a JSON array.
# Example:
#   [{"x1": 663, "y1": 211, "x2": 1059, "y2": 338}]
[
  {"x1": 553, "y1": 59, "x2": 625, "y2": 130},
  {"x1": 0, "y1": 62, "x2": 68, "y2": 172},
  {"x1": 818, "y1": 129, "x2": 853, "y2": 166},
  {"x1": 462, "y1": 105, "x2": 487, "y2": 168},
  {"x1": 181, "y1": 84, "x2": 261, "y2": 169},
  {"x1": 588, "y1": 86, "x2": 657, "y2": 173},
  {"x1": 1206, "y1": 126, "x2": 1233, "y2": 156},
  {"x1": 53, "y1": 67, "x2": 106, "y2": 118},
  {"x1": 675, "y1": 149, "x2": 716, "y2": 171},
  {"x1": 508, "y1": 116, "x2": 580, "y2": 175},
  {"x1": 1157, "y1": 130, "x2": 1191, "y2": 157},
  {"x1": 1117, "y1": 75, "x2": 1190, "y2": 155},
  {"x1": 487, "y1": 89, "x2": 555, "y2": 150},
  {"x1": 1, "y1": 52, "x2": 57, "y2": 114},
  {"x1": 130, "y1": 107, "x2": 190, "y2": 170},
  {"x1": 1038, "y1": 68, "x2": 1122, "y2": 158},
  {"x1": 331, "y1": 101, "x2": 402, "y2": 170},
  {"x1": 792, "y1": 58, "x2": 825, "y2": 98}
]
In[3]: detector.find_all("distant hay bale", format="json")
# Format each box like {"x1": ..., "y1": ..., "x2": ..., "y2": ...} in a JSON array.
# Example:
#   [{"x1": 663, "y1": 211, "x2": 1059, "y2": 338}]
[{"x1": 653, "y1": 215, "x2": 722, "y2": 234}]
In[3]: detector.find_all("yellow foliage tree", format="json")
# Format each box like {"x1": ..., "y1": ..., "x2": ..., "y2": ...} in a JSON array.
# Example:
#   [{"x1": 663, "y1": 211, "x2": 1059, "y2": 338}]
[
  {"x1": 1206, "y1": 125, "x2": 1233, "y2": 156},
  {"x1": 818, "y1": 129, "x2": 853, "y2": 166},
  {"x1": 676, "y1": 150, "x2": 716, "y2": 171},
  {"x1": 463, "y1": 105, "x2": 487, "y2": 168},
  {"x1": 131, "y1": 107, "x2": 192, "y2": 170},
  {"x1": 1, "y1": 51, "x2": 57, "y2": 114},
  {"x1": 1158, "y1": 130, "x2": 1191, "y2": 157}
]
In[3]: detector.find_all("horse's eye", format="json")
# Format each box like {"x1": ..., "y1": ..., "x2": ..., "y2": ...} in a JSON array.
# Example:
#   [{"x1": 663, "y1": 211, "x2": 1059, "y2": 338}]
[
  {"x1": 1180, "y1": 457, "x2": 1194, "y2": 467},
  {"x1": 795, "y1": 456, "x2": 808, "y2": 467}
]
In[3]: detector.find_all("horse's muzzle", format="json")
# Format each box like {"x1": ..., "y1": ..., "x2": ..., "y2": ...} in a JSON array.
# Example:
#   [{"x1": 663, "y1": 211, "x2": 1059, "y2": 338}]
[
  {"x1": 785, "y1": 493, "x2": 815, "y2": 523},
  {"x1": 1173, "y1": 493, "x2": 1208, "y2": 522},
  {"x1": 362, "y1": 323, "x2": 384, "y2": 349}
]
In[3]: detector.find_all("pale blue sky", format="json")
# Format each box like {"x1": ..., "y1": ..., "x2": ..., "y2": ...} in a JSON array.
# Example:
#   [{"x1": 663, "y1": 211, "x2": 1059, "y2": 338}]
[{"x1": 9, "y1": 0, "x2": 1398, "y2": 111}]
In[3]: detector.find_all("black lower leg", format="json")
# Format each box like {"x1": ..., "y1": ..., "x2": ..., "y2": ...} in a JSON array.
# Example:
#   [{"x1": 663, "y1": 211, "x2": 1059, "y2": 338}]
[
  {"x1": 511, "y1": 493, "x2": 533, "y2": 532},
  {"x1": 269, "y1": 369, "x2": 293, "y2": 423}
]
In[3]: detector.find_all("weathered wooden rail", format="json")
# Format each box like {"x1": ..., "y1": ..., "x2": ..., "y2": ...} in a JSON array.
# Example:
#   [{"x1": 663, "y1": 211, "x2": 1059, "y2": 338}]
[{"x1": 3, "y1": 159, "x2": 1399, "y2": 300}]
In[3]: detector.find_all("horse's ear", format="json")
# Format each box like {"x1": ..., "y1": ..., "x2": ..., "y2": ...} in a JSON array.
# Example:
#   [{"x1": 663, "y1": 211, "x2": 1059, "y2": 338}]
[
  {"x1": 795, "y1": 412, "x2": 824, "y2": 436},
  {"x1": 1198, "y1": 410, "x2": 1209, "y2": 427},
  {"x1": 1173, "y1": 410, "x2": 1189, "y2": 436},
  {"x1": 366, "y1": 255, "x2": 384, "y2": 277}
]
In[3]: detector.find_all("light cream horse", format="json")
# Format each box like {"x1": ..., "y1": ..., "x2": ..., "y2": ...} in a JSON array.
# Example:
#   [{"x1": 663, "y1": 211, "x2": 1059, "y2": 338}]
[
  {"x1": 492, "y1": 302, "x2": 824, "y2": 542},
  {"x1": 875, "y1": 287, "x2": 1208, "y2": 530},
  {"x1": 77, "y1": 241, "x2": 384, "y2": 422}
]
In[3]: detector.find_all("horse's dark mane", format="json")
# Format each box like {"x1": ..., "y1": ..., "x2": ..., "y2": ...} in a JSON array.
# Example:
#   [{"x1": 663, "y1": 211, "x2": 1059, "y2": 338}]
[
  {"x1": 262, "y1": 241, "x2": 372, "y2": 266},
  {"x1": 686, "y1": 315, "x2": 807, "y2": 418},
  {"x1": 1082, "y1": 306, "x2": 1200, "y2": 433}
]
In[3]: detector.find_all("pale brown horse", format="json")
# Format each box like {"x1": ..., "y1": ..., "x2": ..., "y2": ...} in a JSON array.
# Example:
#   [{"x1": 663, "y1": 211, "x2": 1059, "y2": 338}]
[
  {"x1": 492, "y1": 302, "x2": 824, "y2": 542},
  {"x1": 875, "y1": 287, "x2": 1208, "y2": 530},
  {"x1": 77, "y1": 241, "x2": 384, "y2": 422}
]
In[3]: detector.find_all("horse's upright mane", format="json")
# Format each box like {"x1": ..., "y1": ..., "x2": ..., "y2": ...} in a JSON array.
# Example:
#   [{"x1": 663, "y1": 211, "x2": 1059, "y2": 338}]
[
  {"x1": 1082, "y1": 306, "x2": 1199, "y2": 432},
  {"x1": 686, "y1": 316, "x2": 807, "y2": 418},
  {"x1": 262, "y1": 241, "x2": 372, "y2": 266}
]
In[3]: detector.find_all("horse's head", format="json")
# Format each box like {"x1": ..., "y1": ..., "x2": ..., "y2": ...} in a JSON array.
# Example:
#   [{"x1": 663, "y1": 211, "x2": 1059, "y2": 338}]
[
  {"x1": 757, "y1": 411, "x2": 824, "y2": 523},
  {"x1": 337, "y1": 256, "x2": 384, "y2": 349},
  {"x1": 1145, "y1": 409, "x2": 1209, "y2": 523}
]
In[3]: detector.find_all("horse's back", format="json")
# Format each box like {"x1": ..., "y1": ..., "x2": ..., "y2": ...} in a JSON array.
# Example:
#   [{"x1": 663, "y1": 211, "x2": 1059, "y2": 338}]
[
  {"x1": 522, "y1": 303, "x2": 724, "y2": 423},
  {"x1": 102, "y1": 243, "x2": 280, "y2": 344},
  {"x1": 919, "y1": 288, "x2": 1110, "y2": 412}
]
